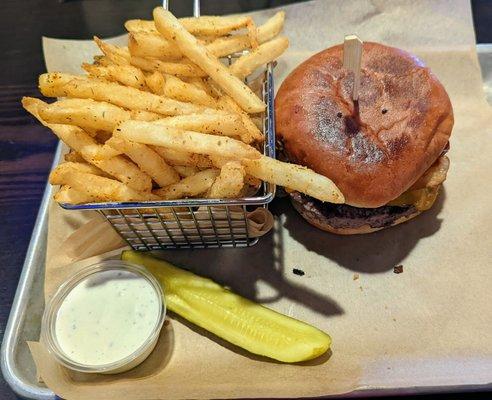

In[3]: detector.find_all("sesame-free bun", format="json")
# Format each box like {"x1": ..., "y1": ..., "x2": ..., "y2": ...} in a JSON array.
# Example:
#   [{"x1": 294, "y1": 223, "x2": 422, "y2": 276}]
[{"x1": 275, "y1": 42, "x2": 453, "y2": 207}]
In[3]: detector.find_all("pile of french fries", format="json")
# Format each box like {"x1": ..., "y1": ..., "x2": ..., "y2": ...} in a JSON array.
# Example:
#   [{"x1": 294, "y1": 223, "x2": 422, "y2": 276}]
[{"x1": 23, "y1": 8, "x2": 344, "y2": 205}]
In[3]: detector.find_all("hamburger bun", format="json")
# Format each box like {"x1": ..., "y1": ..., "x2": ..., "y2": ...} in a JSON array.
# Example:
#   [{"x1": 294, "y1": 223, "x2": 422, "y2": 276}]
[{"x1": 275, "y1": 42, "x2": 453, "y2": 208}]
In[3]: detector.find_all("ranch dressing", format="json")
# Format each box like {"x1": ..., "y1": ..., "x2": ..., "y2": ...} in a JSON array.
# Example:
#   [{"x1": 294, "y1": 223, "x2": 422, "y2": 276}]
[{"x1": 55, "y1": 269, "x2": 161, "y2": 366}]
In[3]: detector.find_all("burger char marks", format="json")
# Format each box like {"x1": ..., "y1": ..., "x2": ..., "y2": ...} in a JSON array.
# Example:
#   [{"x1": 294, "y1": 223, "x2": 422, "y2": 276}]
[{"x1": 275, "y1": 42, "x2": 453, "y2": 207}]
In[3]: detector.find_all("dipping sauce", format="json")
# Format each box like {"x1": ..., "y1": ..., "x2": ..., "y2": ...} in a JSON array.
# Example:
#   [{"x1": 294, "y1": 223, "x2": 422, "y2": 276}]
[{"x1": 42, "y1": 261, "x2": 165, "y2": 373}]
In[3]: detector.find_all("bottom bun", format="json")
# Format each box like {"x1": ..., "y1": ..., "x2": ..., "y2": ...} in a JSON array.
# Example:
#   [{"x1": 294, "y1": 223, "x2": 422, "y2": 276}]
[{"x1": 290, "y1": 189, "x2": 440, "y2": 235}]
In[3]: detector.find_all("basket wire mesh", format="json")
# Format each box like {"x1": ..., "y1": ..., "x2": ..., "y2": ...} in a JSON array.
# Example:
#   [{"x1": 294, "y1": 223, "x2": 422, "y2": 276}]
[{"x1": 60, "y1": 2, "x2": 277, "y2": 250}]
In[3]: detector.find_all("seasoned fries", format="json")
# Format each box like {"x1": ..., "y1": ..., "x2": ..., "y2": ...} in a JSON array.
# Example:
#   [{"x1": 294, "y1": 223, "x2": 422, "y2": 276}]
[
  {"x1": 242, "y1": 156, "x2": 345, "y2": 203},
  {"x1": 179, "y1": 16, "x2": 252, "y2": 36},
  {"x1": 39, "y1": 73, "x2": 209, "y2": 115},
  {"x1": 82, "y1": 63, "x2": 147, "y2": 89},
  {"x1": 163, "y1": 75, "x2": 216, "y2": 107},
  {"x1": 144, "y1": 71, "x2": 166, "y2": 94},
  {"x1": 115, "y1": 120, "x2": 261, "y2": 160},
  {"x1": 217, "y1": 95, "x2": 263, "y2": 143},
  {"x1": 29, "y1": 97, "x2": 129, "y2": 132},
  {"x1": 154, "y1": 113, "x2": 249, "y2": 141},
  {"x1": 105, "y1": 136, "x2": 180, "y2": 187},
  {"x1": 126, "y1": 15, "x2": 251, "y2": 36},
  {"x1": 151, "y1": 146, "x2": 212, "y2": 168},
  {"x1": 54, "y1": 185, "x2": 100, "y2": 204},
  {"x1": 230, "y1": 36, "x2": 289, "y2": 79},
  {"x1": 174, "y1": 165, "x2": 199, "y2": 178},
  {"x1": 24, "y1": 7, "x2": 346, "y2": 208},
  {"x1": 50, "y1": 163, "x2": 158, "y2": 202},
  {"x1": 130, "y1": 56, "x2": 207, "y2": 77},
  {"x1": 246, "y1": 19, "x2": 259, "y2": 50},
  {"x1": 154, "y1": 169, "x2": 219, "y2": 200},
  {"x1": 153, "y1": 8, "x2": 266, "y2": 113},
  {"x1": 128, "y1": 32, "x2": 182, "y2": 61},
  {"x1": 93, "y1": 37, "x2": 131, "y2": 65},
  {"x1": 208, "y1": 162, "x2": 245, "y2": 198},
  {"x1": 23, "y1": 97, "x2": 152, "y2": 192}
]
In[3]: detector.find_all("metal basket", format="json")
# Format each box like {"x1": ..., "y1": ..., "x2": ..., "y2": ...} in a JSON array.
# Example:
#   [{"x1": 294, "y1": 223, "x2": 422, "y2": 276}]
[{"x1": 60, "y1": 58, "x2": 276, "y2": 250}]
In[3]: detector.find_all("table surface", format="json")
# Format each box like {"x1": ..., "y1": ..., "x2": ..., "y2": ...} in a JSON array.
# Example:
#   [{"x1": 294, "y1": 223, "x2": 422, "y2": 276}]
[{"x1": 0, "y1": 1, "x2": 490, "y2": 399}]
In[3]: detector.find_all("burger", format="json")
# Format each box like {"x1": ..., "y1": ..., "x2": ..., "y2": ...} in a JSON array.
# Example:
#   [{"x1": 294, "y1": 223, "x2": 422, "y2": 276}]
[{"x1": 275, "y1": 42, "x2": 453, "y2": 234}]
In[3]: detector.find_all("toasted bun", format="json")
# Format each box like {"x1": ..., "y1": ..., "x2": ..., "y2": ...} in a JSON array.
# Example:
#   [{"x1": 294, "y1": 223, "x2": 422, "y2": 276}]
[
  {"x1": 290, "y1": 188, "x2": 443, "y2": 235},
  {"x1": 276, "y1": 42, "x2": 453, "y2": 207}
]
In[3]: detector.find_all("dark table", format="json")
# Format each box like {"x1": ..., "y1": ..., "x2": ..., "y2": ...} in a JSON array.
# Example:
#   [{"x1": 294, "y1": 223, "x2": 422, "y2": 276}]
[{"x1": 0, "y1": 1, "x2": 490, "y2": 399}]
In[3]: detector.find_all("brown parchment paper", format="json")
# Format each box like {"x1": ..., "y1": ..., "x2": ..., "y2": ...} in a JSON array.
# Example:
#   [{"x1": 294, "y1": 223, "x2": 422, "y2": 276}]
[{"x1": 30, "y1": 0, "x2": 492, "y2": 398}]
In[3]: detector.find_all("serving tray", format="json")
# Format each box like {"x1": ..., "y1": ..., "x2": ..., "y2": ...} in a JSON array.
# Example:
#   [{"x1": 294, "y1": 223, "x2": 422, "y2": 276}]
[{"x1": 2, "y1": 44, "x2": 492, "y2": 400}]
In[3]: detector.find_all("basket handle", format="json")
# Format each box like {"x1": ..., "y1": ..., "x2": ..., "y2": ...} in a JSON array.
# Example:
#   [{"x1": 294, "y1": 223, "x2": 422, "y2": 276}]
[{"x1": 162, "y1": 0, "x2": 200, "y2": 16}]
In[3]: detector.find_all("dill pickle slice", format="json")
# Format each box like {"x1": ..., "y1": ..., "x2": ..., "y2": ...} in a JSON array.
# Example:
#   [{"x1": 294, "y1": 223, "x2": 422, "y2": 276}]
[{"x1": 122, "y1": 251, "x2": 331, "y2": 363}]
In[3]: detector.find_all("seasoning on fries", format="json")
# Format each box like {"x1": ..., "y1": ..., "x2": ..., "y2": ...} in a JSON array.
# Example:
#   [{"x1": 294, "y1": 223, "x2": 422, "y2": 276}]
[{"x1": 23, "y1": 7, "x2": 345, "y2": 206}]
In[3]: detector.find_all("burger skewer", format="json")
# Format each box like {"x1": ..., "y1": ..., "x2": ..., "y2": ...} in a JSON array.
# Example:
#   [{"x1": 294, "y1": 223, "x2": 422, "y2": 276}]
[{"x1": 342, "y1": 34, "x2": 363, "y2": 101}]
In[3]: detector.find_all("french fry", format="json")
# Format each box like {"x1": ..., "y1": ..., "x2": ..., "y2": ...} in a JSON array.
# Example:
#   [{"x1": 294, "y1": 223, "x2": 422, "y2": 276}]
[
  {"x1": 126, "y1": 16, "x2": 251, "y2": 36},
  {"x1": 163, "y1": 75, "x2": 217, "y2": 107},
  {"x1": 30, "y1": 97, "x2": 129, "y2": 132},
  {"x1": 28, "y1": 9, "x2": 298, "y2": 205},
  {"x1": 93, "y1": 55, "x2": 113, "y2": 67},
  {"x1": 93, "y1": 37, "x2": 131, "y2": 65},
  {"x1": 130, "y1": 56, "x2": 206, "y2": 77},
  {"x1": 54, "y1": 185, "x2": 100, "y2": 204},
  {"x1": 144, "y1": 71, "x2": 166, "y2": 95},
  {"x1": 153, "y1": 8, "x2": 266, "y2": 113},
  {"x1": 208, "y1": 161, "x2": 245, "y2": 198},
  {"x1": 154, "y1": 113, "x2": 249, "y2": 142},
  {"x1": 187, "y1": 77, "x2": 217, "y2": 98},
  {"x1": 179, "y1": 16, "x2": 252, "y2": 36},
  {"x1": 64, "y1": 151, "x2": 85, "y2": 163},
  {"x1": 206, "y1": 35, "x2": 251, "y2": 58},
  {"x1": 245, "y1": 175, "x2": 262, "y2": 187},
  {"x1": 209, "y1": 154, "x2": 260, "y2": 187},
  {"x1": 174, "y1": 165, "x2": 199, "y2": 178},
  {"x1": 50, "y1": 163, "x2": 159, "y2": 202},
  {"x1": 230, "y1": 36, "x2": 289, "y2": 79},
  {"x1": 151, "y1": 146, "x2": 212, "y2": 168},
  {"x1": 22, "y1": 97, "x2": 152, "y2": 192},
  {"x1": 65, "y1": 161, "x2": 107, "y2": 177},
  {"x1": 39, "y1": 73, "x2": 209, "y2": 116},
  {"x1": 92, "y1": 144, "x2": 122, "y2": 160},
  {"x1": 95, "y1": 131, "x2": 112, "y2": 143},
  {"x1": 125, "y1": 19, "x2": 157, "y2": 33},
  {"x1": 217, "y1": 95, "x2": 263, "y2": 142},
  {"x1": 208, "y1": 154, "x2": 230, "y2": 168},
  {"x1": 115, "y1": 120, "x2": 261, "y2": 160},
  {"x1": 130, "y1": 109, "x2": 162, "y2": 121},
  {"x1": 153, "y1": 169, "x2": 219, "y2": 200},
  {"x1": 196, "y1": 35, "x2": 220, "y2": 44},
  {"x1": 128, "y1": 32, "x2": 182, "y2": 61},
  {"x1": 127, "y1": 26, "x2": 278, "y2": 61},
  {"x1": 257, "y1": 11, "x2": 285, "y2": 43},
  {"x1": 242, "y1": 155, "x2": 345, "y2": 203},
  {"x1": 105, "y1": 136, "x2": 180, "y2": 187},
  {"x1": 30, "y1": 97, "x2": 161, "y2": 137},
  {"x1": 246, "y1": 19, "x2": 259, "y2": 49},
  {"x1": 206, "y1": 11, "x2": 285, "y2": 57},
  {"x1": 82, "y1": 63, "x2": 147, "y2": 90}
]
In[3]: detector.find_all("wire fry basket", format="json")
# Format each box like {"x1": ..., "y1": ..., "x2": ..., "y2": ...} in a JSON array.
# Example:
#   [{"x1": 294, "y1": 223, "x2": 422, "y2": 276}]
[{"x1": 60, "y1": 56, "x2": 277, "y2": 250}]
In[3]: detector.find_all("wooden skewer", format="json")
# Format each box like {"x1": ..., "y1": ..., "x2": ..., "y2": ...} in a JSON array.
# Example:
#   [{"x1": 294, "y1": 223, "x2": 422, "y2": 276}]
[{"x1": 343, "y1": 35, "x2": 363, "y2": 101}]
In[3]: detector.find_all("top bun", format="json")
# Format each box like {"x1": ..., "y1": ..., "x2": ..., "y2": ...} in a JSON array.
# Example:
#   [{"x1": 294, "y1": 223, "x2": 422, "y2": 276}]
[{"x1": 275, "y1": 42, "x2": 453, "y2": 207}]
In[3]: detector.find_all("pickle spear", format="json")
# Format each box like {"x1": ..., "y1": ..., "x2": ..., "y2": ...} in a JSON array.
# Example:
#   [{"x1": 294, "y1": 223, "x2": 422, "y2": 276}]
[{"x1": 122, "y1": 250, "x2": 331, "y2": 363}]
